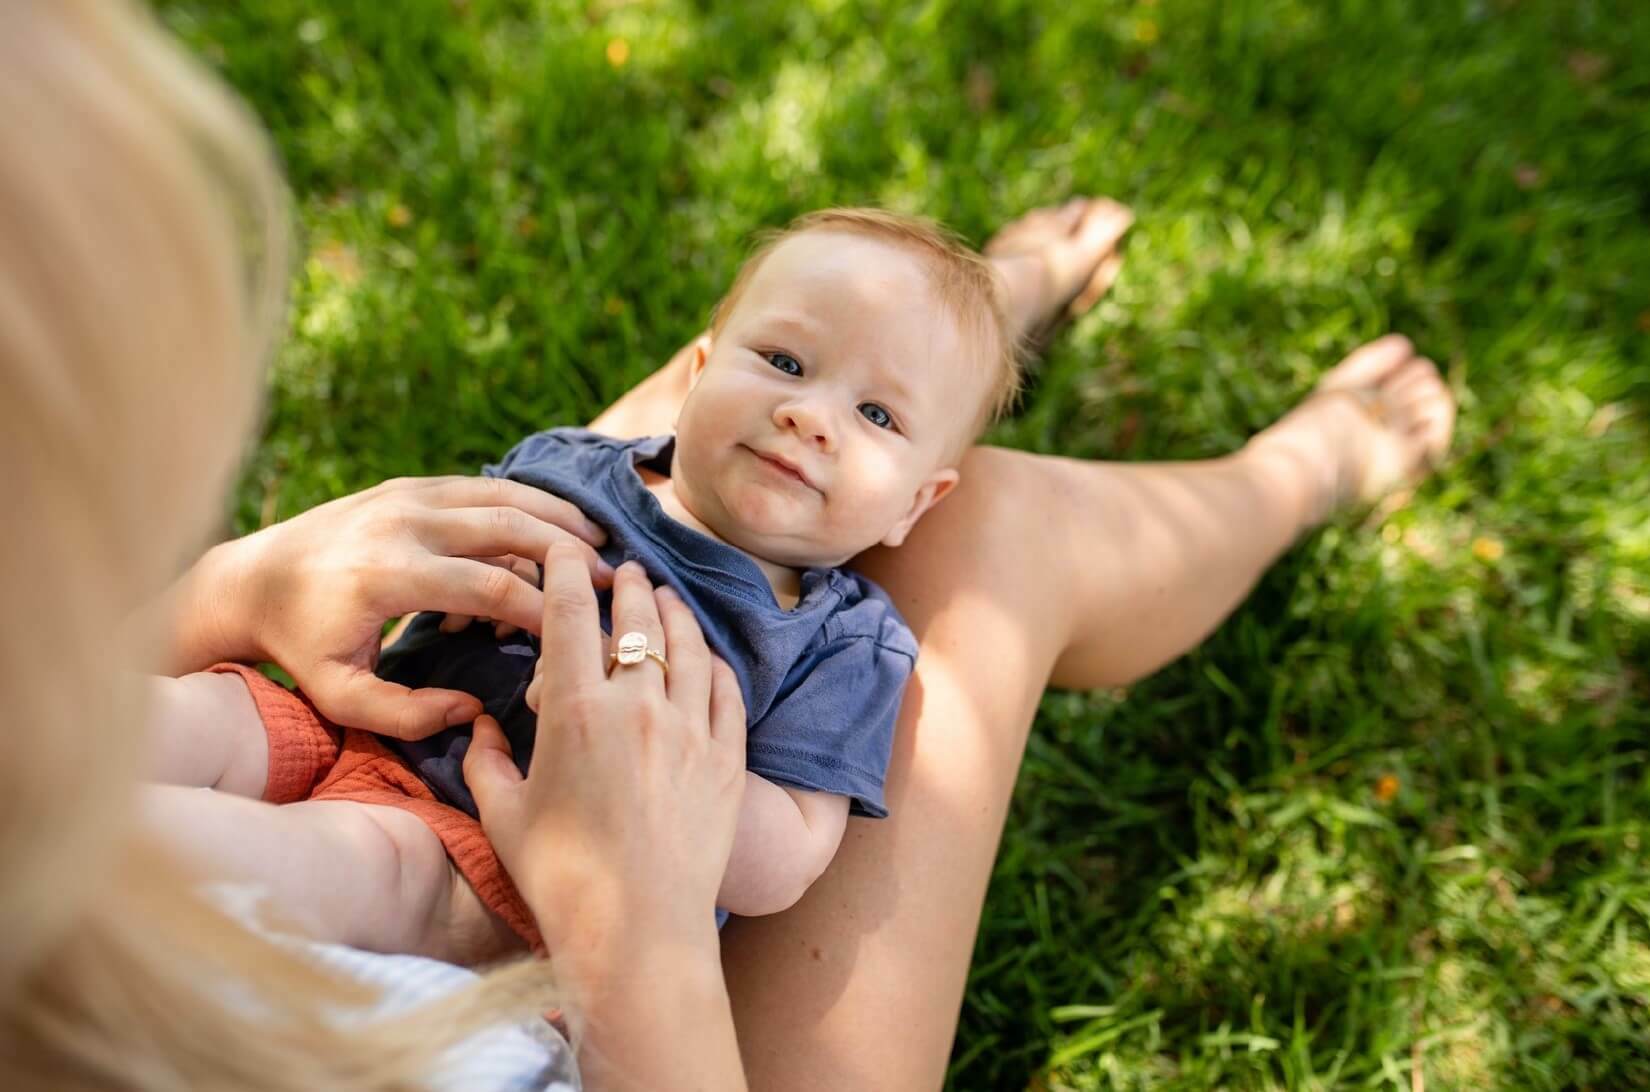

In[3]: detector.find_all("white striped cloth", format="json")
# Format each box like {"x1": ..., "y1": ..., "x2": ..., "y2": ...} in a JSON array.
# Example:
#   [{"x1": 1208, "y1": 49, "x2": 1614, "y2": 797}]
[
  {"x1": 302, "y1": 941, "x2": 580, "y2": 1092},
  {"x1": 209, "y1": 885, "x2": 580, "y2": 1091}
]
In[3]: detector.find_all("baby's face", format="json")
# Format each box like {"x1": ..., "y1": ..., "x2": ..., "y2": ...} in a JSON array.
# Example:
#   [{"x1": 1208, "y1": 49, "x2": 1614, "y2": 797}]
[{"x1": 672, "y1": 230, "x2": 984, "y2": 569}]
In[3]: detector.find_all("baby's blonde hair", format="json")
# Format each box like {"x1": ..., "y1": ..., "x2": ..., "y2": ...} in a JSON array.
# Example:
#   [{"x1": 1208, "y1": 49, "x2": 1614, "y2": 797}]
[
  {"x1": 711, "y1": 208, "x2": 1024, "y2": 438},
  {"x1": 0, "y1": 1, "x2": 558, "y2": 1086}
]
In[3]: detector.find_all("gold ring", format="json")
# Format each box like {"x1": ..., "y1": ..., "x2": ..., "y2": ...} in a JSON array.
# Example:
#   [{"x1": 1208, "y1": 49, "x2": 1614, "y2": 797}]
[{"x1": 608, "y1": 630, "x2": 668, "y2": 677}]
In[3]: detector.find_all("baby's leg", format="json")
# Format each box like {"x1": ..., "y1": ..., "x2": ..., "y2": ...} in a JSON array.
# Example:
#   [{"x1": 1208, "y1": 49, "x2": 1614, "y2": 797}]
[
  {"x1": 142, "y1": 785, "x2": 522, "y2": 964},
  {"x1": 144, "y1": 671, "x2": 268, "y2": 796}
]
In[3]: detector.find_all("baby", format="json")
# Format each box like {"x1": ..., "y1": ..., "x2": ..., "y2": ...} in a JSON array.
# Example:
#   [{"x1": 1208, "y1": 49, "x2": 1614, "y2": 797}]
[{"x1": 145, "y1": 208, "x2": 1021, "y2": 961}]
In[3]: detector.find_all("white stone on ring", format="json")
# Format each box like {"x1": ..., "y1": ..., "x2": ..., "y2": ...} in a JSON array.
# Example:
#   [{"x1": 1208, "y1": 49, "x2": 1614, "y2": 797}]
[{"x1": 610, "y1": 630, "x2": 667, "y2": 675}]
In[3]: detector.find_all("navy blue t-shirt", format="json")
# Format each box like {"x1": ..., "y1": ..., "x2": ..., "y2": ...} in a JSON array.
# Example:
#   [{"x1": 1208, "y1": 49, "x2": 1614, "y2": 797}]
[{"x1": 381, "y1": 429, "x2": 916, "y2": 820}]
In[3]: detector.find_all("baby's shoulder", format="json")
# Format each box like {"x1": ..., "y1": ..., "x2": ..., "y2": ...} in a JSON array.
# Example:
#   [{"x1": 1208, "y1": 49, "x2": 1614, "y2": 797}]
[
  {"x1": 811, "y1": 569, "x2": 918, "y2": 663},
  {"x1": 493, "y1": 426, "x2": 636, "y2": 470}
]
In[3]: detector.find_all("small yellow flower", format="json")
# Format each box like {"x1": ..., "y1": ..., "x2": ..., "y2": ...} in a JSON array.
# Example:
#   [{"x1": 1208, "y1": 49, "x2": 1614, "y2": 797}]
[
  {"x1": 311, "y1": 240, "x2": 361, "y2": 284},
  {"x1": 386, "y1": 203, "x2": 412, "y2": 228},
  {"x1": 1472, "y1": 536, "x2": 1506, "y2": 563},
  {"x1": 1374, "y1": 774, "x2": 1400, "y2": 803},
  {"x1": 606, "y1": 38, "x2": 630, "y2": 68},
  {"x1": 1135, "y1": 19, "x2": 1159, "y2": 44}
]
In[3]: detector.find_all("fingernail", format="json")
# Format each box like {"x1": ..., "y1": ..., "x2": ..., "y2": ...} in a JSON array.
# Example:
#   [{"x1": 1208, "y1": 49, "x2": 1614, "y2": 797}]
[
  {"x1": 445, "y1": 704, "x2": 476, "y2": 727},
  {"x1": 656, "y1": 585, "x2": 678, "y2": 603},
  {"x1": 584, "y1": 520, "x2": 608, "y2": 545}
]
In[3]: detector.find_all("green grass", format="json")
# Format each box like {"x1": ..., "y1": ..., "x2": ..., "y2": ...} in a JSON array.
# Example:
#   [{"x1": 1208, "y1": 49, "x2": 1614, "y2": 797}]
[{"x1": 164, "y1": 1, "x2": 1650, "y2": 1087}]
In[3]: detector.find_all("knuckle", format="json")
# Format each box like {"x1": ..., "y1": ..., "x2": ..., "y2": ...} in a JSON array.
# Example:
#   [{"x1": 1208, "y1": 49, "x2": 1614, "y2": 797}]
[
  {"x1": 558, "y1": 688, "x2": 603, "y2": 725},
  {"x1": 377, "y1": 499, "x2": 417, "y2": 534},
  {"x1": 488, "y1": 503, "x2": 523, "y2": 537},
  {"x1": 542, "y1": 582, "x2": 589, "y2": 617},
  {"x1": 548, "y1": 497, "x2": 582, "y2": 527},
  {"x1": 547, "y1": 539, "x2": 585, "y2": 565},
  {"x1": 392, "y1": 704, "x2": 425, "y2": 741},
  {"x1": 475, "y1": 565, "x2": 516, "y2": 611}
]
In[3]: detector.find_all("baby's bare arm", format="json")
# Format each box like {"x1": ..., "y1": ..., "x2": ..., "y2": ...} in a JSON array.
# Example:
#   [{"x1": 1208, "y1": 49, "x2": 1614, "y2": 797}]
[
  {"x1": 144, "y1": 671, "x2": 269, "y2": 796},
  {"x1": 719, "y1": 774, "x2": 849, "y2": 917}
]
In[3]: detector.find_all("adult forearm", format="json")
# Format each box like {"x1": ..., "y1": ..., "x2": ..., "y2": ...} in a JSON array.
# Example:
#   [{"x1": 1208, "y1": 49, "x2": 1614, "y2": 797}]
[
  {"x1": 565, "y1": 947, "x2": 745, "y2": 1091},
  {"x1": 538, "y1": 900, "x2": 747, "y2": 1091}
]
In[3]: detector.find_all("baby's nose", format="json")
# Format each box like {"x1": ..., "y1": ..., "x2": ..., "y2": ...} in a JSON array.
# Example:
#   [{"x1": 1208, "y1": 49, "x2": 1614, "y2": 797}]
[{"x1": 776, "y1": 402, "x2": 835, "y2": 451}]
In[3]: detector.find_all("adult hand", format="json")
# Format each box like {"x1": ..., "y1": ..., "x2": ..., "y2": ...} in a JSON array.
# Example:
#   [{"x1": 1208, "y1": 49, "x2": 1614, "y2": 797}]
[
  {"x1": 465, "y1": 552, "x2": 747, "y2": 944},
  {"x1": 170, "y1": 476, "x2": 613, "y2": 739},
  {"x1": 464, "y1": 550, "x2": 749, "y2": 1089}
]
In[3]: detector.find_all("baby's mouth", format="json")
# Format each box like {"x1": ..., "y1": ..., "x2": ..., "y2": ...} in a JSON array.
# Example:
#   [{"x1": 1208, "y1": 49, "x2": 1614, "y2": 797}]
[{"x1": 744, "y1": 445, "x2": 820, "y2": 493}]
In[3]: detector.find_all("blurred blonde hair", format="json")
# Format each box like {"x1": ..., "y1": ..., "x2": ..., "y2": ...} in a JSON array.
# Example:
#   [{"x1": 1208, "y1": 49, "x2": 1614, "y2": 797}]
[
  {"x1": 710, "y1": 207, "x2": 1025, "y2": 439},
  {"x1": 0, "y1": 1, "x2": 557, "y2": 1086}
]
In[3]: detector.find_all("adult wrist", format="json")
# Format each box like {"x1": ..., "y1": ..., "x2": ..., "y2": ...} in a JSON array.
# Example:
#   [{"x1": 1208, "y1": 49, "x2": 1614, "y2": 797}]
[
  {"x1": 169, "y1": 534, "x2": 269, "y2": 670},
  {"x1": 530, "y1": 877, "x2": 724, "y2": 966},
  {"x1": 548, "y1": 931, "x2": 745, "y2": 1091}
]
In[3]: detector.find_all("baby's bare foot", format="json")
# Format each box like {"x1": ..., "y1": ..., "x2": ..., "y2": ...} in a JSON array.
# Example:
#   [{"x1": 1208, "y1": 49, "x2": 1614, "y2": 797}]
[
  {"x1": 984, "y1": 197, "x2": 1134, "y2": 349},
  {"x1": 1252, "y1": 335, "x2": 1456, "y2": 524}
]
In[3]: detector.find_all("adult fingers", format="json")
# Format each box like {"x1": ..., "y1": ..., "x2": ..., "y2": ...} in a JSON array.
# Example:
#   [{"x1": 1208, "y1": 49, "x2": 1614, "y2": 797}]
[
  {"x1": 500, "y1": 553, "x2": 543, "y2": 586},
  {"x1": 464, "y1": 715, "x2": 523, "y2": 826},
  {"x1": 406, "y1": 556, "x2": 557, "y2": 636},
  {"x1": 606, "y1": 562, "x2": 667, "y2": 687},
  {"x1": 304, "y1": 661, "x2": 481, "y2": 739},
  {"x1": 410, "y1": 476, "x2": 607, "y2": 548},
  {"x1": 524, "y1": 652, "x2": 546, "y2": 713},
  {"x1": 438, "y1": 555, "x2": 541, "y2": 634},
  {"x1": 655, "y1": 585, "x2": 710, "y2": 715},
  {"x1": 707, "y1": 658, "x2": 746, "y2": 750},
  {"x1": 439, "y1": 614, "x2": 476, "y2": 635},
  {"x1": 498, "y1": 556, "x2": 540, "y2": 636},
  {"x1": 437, "y1": 614, "x2": 521, "y2": 639},
  {"x1": 414, "y1": 509, "x2": 612, "y2": 587},
  {"x1": 536, "y1": 542, "x2": 606, "y2": 690}
]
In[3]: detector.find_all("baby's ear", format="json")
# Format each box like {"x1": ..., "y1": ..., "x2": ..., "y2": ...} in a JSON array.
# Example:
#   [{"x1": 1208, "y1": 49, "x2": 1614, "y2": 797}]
[
  {"x1": 688, "y1": 333, "x2": 714, "y2": 389},
  {"x1": 880, "y1": 467, "x2": 960, "y2": 549}
]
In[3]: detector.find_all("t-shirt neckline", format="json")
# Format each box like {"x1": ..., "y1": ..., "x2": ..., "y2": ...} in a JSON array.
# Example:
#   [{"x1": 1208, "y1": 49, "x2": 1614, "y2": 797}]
[{"x1": 607, "y1": 434, "x2": 837, "y2": 615}]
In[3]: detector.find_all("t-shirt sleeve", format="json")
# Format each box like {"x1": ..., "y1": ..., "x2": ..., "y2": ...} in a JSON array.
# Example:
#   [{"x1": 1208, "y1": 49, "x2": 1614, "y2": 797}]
[
  {"x1": 744, "y1": 634, "x2": 914, "y2": 819},
  {"x1": 482, "y1": 428, "x2": 570, "y2": 479}
]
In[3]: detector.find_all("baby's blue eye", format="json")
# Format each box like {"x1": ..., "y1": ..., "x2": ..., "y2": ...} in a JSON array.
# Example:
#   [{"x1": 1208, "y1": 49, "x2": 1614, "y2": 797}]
[
  {"x1": 766, "y1": 352, "x2": 802, "y2": 376},
  {"x1": 859, "y1": 403, "x2": 894, "y2": 430}
]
